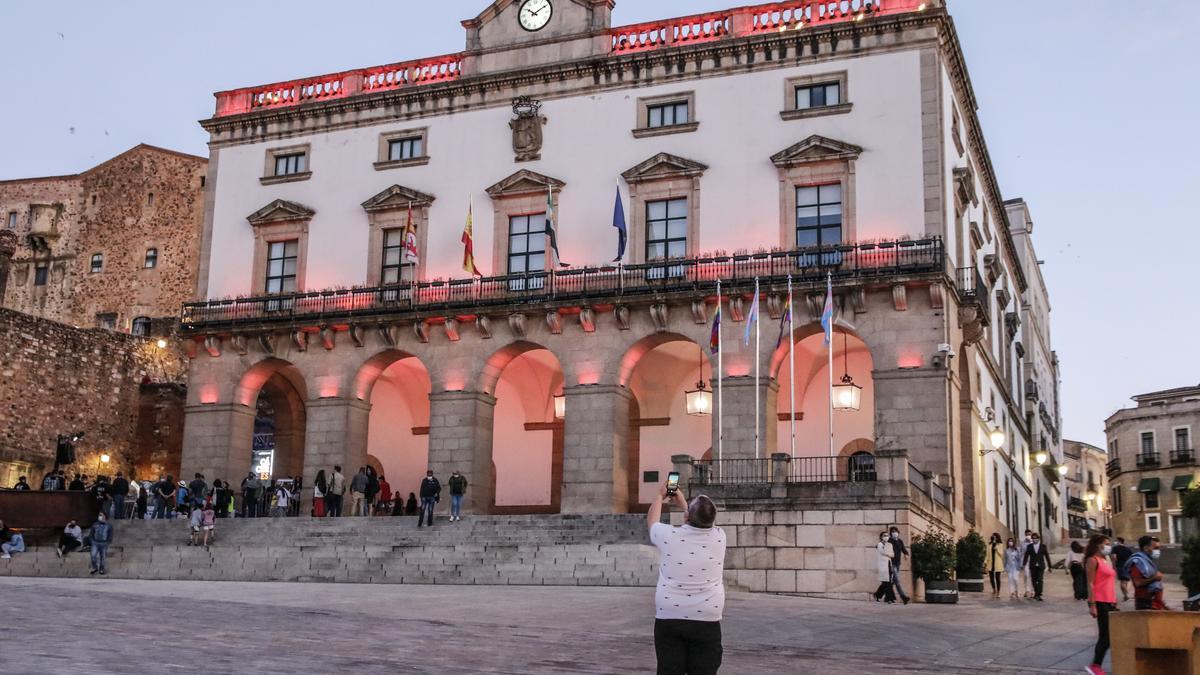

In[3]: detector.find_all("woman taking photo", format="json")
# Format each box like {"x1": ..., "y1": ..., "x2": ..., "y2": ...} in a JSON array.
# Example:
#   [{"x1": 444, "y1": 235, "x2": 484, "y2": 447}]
[
  {"x1": 986, "y1": 533, "x2": 1004, "y2": 599},
  {"x1": 1084, "y1": 534, "x2": 1116, "y2": 675},
  {"x1": 1003, "y1": 537, "x2": 1023, "y2": 599}
]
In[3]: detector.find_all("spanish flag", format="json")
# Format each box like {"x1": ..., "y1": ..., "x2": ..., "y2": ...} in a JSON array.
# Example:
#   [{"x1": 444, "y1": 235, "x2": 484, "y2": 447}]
[{"x1": 462, "y1": 199, "x2": 482, "y2": 277}]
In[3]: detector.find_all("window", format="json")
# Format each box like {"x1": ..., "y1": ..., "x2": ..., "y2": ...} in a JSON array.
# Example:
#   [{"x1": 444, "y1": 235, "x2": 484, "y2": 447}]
[
  {"x1": 1109, "y1": 439, "x2": 1118, "y2": 455},
  {"x1": 131, "y1": 317, "x2": 152, "y2": 337},
  {"x1": 147, "y1": 192, "x2": 155, "y2": 206},
  {"x1": 274, "y1": 153, "x2": 306, "y2": 177},
  {"x1": 849, "y1": 452, "x2": 876, "y2": 482},
  {"x1": 647, "y1": 101, "x2": 689, "y2": 129},
  {"x1": 645, "y1": 198, "x2": 688, "y2": 261},
  {"x1": 1141, "y1": 432, "x2": 1155, "y2": 454},
  {"x1": 507, "y1": 214, "x2": 546, "y2": 276},
  {"x1": 265, "y1": 240, "x2": 299, "y2": 294},
  {"x1": 796, "y1": 183, "x2": 843, "y2": 255},
  {"x1": 96, "y1": 313, "x2": 117, "y2": 330},
  {"x1": 1177, "y1": 428, "x2": 1191, "y2": 451},
  {"x1": 34, "y1": 263, "x2": 48, "y2": 286},
  {"x1": 6, "y1": 211, "x2": 15, "y2": 229},
  {"x1": 144, "y1": 248, "x2": 158, "y2": 269},
  {"x1": 1145, "y1": 490, "x2": 1159, "y2": 510},
  {"x1": 1111, "y1": 487, "x2": 1121, "y2": 514},
  {"x1": 381, "y1": 229, "x2": 412, "y2": 284},
  {"x1": 90, "y1": 253, "x2": 104, "y2": 273},
  {"x1": 1146, "y1": 513, "x2": 1161, "y2": 532},
  {"x1": 388, "y1": 137, "x2": 423, "y2": 162},
  {"x1": 796, "y1": 82, "x2": 840, "y2": 110}
]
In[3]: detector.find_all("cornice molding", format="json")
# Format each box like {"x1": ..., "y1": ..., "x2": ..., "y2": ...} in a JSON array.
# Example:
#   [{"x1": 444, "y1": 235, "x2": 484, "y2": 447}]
[{"x1": 246, "y1": 199, "x2": 315, "y2": 226}]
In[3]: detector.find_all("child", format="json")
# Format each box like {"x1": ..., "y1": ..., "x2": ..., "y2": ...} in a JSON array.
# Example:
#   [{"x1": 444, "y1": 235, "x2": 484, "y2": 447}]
[
  {"x1": 202, "y1": 502, "x2": 216, "y2": 548},
  {"x1": 272, "y1": 483, "x2": 291, "y2": 518},
  {"x1": 187, "y1": 504, "x2": 203, "y2": 546}
]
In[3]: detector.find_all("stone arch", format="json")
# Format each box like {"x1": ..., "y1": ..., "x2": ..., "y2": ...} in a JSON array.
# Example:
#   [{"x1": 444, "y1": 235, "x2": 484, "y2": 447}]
[
  {"x1": 352, "y1": 349, "x2": 427, "y2": 401},
  {"x1": 354, "y1": 350, "x2": 432, "y2": 501},
  {"x1": 236, "y1": 358, "x2": 307, "y2": 482}
]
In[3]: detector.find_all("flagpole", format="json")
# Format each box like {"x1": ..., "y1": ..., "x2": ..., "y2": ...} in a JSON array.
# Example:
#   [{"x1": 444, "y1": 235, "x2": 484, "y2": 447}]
[
  {"x1": 717, "y1": 279, "x2": 723, "y2": 464},
  {"x1": 754, "y1": 277, "x2": 761, "y2": 461},
  {"x1": 788, "y1": 275, "x2": 796, "y2": 461},
  {"x1": 827, "y1": 273, "x2": 835, "y2": 459}
]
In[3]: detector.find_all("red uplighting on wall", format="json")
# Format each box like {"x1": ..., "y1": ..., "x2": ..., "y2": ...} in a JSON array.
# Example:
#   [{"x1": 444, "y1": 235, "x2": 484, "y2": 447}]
[
  {"x1": 443, "y1": 374, "x2": 466, "y2": 392},
  {"x1": 199, "y1": 385, "x2": 220, "y2": 405},
  {"x1": 577, "y1": 368, "x2": 601, "y2": 386},
  {"x1": 898, "y1": 354, "x2": 924, "y2": 369},
  {"x1": 317, "y1": 376, "x2": 341, "y2": 399}
]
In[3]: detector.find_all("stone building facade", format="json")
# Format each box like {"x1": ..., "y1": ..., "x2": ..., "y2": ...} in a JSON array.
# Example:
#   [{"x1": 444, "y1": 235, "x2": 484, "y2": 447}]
[
  {"x1": 1105, "y1": 385, "x2": 1200, "y2": 545},
  {"x1": 0, "y1": 144, "x2": 207, "y2": 334},
  {"x1": 181, "y1": 0, "x2": 1057, "y2": 559},
  {"x1": 1062, "y1": 439, "x2": 1109, "y2": 536}
]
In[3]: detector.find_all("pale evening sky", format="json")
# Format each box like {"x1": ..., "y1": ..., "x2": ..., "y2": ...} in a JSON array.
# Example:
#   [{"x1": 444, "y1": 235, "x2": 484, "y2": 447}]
[{"x1": 0, "y1": 1, "x2": 1196, "y2": 448}]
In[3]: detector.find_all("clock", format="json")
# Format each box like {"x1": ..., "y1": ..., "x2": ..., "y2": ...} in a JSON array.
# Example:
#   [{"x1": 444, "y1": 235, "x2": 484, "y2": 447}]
[{"x1": 518, "y1": 0, "x2": 553, "y2": 32}]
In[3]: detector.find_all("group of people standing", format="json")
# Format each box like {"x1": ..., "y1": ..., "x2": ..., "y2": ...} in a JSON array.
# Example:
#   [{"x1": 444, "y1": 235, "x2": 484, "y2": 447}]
[
  {"x1": 304, "y1": 466, "x2": 469, "y2": 526},
  {"x1": 984, "y1": 530, "x2": 1054, "y2": 600},
  {"x1": 1080, "y1": 534, "x2": 1168, "y2": 675}
]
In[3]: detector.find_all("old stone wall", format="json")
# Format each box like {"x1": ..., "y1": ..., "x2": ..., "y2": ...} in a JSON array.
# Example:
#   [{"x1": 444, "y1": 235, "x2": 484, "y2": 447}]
[
  {"x1": 0, "y1": 144, "x2": 206, "y2": 332},
  {"x1": 0, "y1": 309, "x2": 187, "y2": 486}
]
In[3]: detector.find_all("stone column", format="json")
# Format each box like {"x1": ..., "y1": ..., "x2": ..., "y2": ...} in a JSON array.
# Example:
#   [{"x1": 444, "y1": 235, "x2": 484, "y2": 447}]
[
  {"x1": 0, "y1": 230, "x2": 16, "y2": 304},
  {"x1": 427, "y1": 391, "x2": 496, "y2": 515},
  {"x1": 303, "y1": 398, "x2": 371, "y2": 510},
  {"x1": 561, "y1": 384, "x2": 632, "y2": 514},
  {"x1": 874, "y1": 368, "x2": 952, "y2": 478},
  {"x1": 180, "y1": 403, "x2": 256, "y2": 483},
  {"x1": 714, "y1": 377, "x2": 778, "y2": 460}
]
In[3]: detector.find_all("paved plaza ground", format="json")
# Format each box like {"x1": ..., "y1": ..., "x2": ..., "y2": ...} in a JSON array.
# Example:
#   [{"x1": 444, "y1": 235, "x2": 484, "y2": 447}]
[{"x1": 0, "y1": 570, "x2": 1185, "y2": 673}]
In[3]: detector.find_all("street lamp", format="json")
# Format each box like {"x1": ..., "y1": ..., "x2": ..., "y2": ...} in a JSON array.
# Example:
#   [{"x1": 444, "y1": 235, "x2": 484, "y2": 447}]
[
  {"x1": 1034, "y1": 450, "x2": 1048, "y2": 466},
  {"x1": 685, "y1": 351, "x2": 713, "y2": 417},
  {"x1": 97, "y1": 453, "x2": 110, "y2": 475},
  {"x1": 156, "y1": 338, "x2": 168, "y2": 349},
  {"x1": 553, "y1": 394, "x2": 565, "y2": 420},
  {"x1": 1057, "y1": 464, "x2": 1069, "y2": 477},
  {"x1": 831, "y1": 332, "x2": 862, "y2": 412}
]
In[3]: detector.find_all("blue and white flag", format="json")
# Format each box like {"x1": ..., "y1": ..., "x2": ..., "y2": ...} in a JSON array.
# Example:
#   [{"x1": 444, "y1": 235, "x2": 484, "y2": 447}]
[
  {"x1": 821, "y1": 275, "x2": 834, "y2": 345},
  {"x1": 743, "y1": 289, "x2": 760, "y2": 346},
  {"x1": 612, "y1": 185, "x2": 627, "y2": 263}
]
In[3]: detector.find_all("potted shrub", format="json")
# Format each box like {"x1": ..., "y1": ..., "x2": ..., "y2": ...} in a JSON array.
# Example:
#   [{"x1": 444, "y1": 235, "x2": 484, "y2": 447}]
[
  {"x1": 911, "y1": 529, "x2": 957, "y2": 604},
  {"x1": 1181, "y1": 536, "x2": 1200, "y2": 603},
  {"x1": 955, "y1": 530, "x2": 987, "y2": 593}
]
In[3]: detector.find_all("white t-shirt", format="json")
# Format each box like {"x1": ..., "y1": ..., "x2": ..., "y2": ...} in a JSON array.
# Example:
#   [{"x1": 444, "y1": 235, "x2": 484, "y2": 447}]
[{"x1": 649, "y1": 522, "x2": 726, "y2": 622}]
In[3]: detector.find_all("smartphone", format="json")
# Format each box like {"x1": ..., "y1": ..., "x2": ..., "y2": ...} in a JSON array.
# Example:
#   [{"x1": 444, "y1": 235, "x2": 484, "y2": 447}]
[{"x1": 666, "y1": 471, "x2": 680, "y2": 496}]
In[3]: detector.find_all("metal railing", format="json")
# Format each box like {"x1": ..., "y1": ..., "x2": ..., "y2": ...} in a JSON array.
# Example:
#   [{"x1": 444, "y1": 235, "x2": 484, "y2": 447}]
[
  {"x1": 955, "y1": 266, "x2": 991, "y2": 325},
  {"x1": 1105, "y1": 458, "x2": 1121, "y2": 478},
  {"x1": 183, "y1": 238, "x2": 943, "y2": 330},
  {"x1": 1171, "y1": 448, "x2": 1195, "y2": 465},
  {"x1": 1136, "y1": 451, "x2": 1161, "y2": 467},
  {"x1": 688, "y1": 455, "x2": 878, "y2": 486}
]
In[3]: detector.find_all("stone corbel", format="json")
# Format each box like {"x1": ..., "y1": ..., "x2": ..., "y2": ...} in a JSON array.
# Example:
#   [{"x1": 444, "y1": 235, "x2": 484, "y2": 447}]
[
  {"x1": 230, "y1": 335, "x2": 249, "y2": 356},
  {"x1": 508, "y1": 313, "x2": 526, "y2": 339},
  {"x1": 476, "y1": 316, "x2": 493, "y2": 340},
  {"x1": 690, "y1": 300, "x2": 707, "y2": 325},
  {"x1": 849, "y1": 288, "x2": 867, "y2": 314},
  {"x1": 958, "y1": 307, "x2": 985, "y2": 346},
  {"x1": 766, "y1": 294, "x2": 783, "y2": 320},
  {"x1": 444, "y1": 318, "x2": 460, "y2": 342},
  {"x1": 320, "y1": 326, "x2": 336, "y2": 351},
  {"x1": 929, "y1": 283, "x2": 945, "y2": 310},
  {"x1": 615, "y1": 305, "x2": 631, "y2": 331},
  {"x1": 649, "y1": 303, "x2": 669, "y2": 332},
  {"x1": 258, "y1": 333, "x2": 276, "y2": 355},
  {"x1": 546, "y1": 311, "x2": 563, "y2": 335},
  {"x1": 378, "y1": 323, "x2": 398, "y2": 347},
  {"x1": 579, "y1": 307, "x2": 596, "y2": 333},
  {"x1": 892, "y1": 285, "x2": 908, "y2": 312},
  {"x1": 203, "y1": 335, "x2": 221, "y2": 358},
  {"x1": 348, "y1": 324, "x2": 365, "y2": 348},
  {"x1": 413, "y1": 321, "x2": 430, "y2": 344},
  {"x1": 291, "y1": 330, "x2": 308, "y2": 352},
  {"x1": 728, "y1": 296, "x2": 746, "y2": 322},
  {"x1": 805, "y1": 294, "x2": 825, "y2": 321}
]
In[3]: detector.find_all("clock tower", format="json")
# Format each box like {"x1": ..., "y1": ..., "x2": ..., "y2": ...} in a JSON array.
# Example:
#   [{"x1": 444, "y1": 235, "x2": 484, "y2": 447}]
[{"x1": 461, "y1": 0, "x2": 616, "y2": 76}]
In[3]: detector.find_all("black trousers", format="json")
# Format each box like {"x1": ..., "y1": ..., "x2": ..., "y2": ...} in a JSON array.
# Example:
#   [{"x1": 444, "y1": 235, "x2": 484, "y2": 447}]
[
  {"x1": 1093, "y1": 602, "x2": 1115, "y2": 665},
  {"x1": 1070, "y1": 563, "x2": 1088, "y2": 600},
  {"x1": 1030, "y1": 566, "x2": 1046, "y2": 598},
  {"x1": 873, "y1": 581, "x2": 896, "y2": 602},
  {"x1": 655, "y1": 619, "x2": 722, "y2": 675},
  {"x1": 325, "y1": 494, "x2": 342, "y2": 517},
  {"x1": 989, "y1": 571, "x2": 1002, "y2": 593}
]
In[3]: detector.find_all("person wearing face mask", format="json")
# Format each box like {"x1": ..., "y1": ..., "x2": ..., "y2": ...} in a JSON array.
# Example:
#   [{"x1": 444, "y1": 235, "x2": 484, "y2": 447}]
[
  {"x1": 87, "y1": 511, "x2": 115, "y2": 575},
  {"x1": 1022, "y1": 532, "x2": 1052, "y2": 601},
  {"x1": 986, "y1": 533, "x2": 1004, "y2": 599},
  {"x1": 873, "y1": 532, "x2": 897, "y2": 603},
  {"x1": 1125, "y1": 535, "x2": 1168, "y2": 610},
  {"x1": 887, "y1": 527, "x2": 910, "y2": 605},
  {"x1": 1083, "y1": 534, "x2": 1116, "y2": 675},
  {"x1": 1003, "y1": 538, "x2": 1023, "y2": 599},
  {"x1": 1020, "y1": 529, "x2": 1034, "y2": 598}
]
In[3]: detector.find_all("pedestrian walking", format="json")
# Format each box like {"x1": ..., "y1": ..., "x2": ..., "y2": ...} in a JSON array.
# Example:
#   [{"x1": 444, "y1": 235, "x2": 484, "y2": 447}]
[
  {"x1": 88, "y1": 512, "x2": 114, "y2": 575},
  {"x1": 986, "y1": 533, "x2": 1004, "y2": 598},
  {"x1": 56, "y1": 520, "x2": 84, "y2": 557},
  {"x1": 110, "y1": 472, "x2": 129, "y2": 519},
  {"x1": 1084, "y1": 534, "x2": 1116, "y2": 675},
  {"x1": 350, "y1": 468, "x2": 369, "y2": 517},
  {"x1": 647, "y1": 482, "x2": 726, "y2": 675},
  {"x1": 418, "y1": 470, "x2": 440, "y2": 528},
  {"x1": 1068, "y1": 540, "x2": 1088, "y2": 600},
  {"x1": 313, "y1": 470, "x2": 328, "y2": 517},
  {"x1": 448, "y1": 471, "x2": 468, "y2": 522},
  {"x1": 1003, "y1": 538, "x2": 1022, "y2": 599},
  {"x1": 241, "y1": 472, "x2": 261, "y2": 518},
  {"x1": 1111, "y1": 537, "x2": 1134, "y2": 602},
  {"x1": 201, "y1": 502, "x2": 216, "y2": 548},
  {"x1": 326, "y1": 465, "x2": 346, "y2": 517},
  {"x1": 1022, "y1": 532, "x2": 1052, "y2": 601},
  {"x1": 188, "y1": 504, "x2": 204, "y2": 546},
  {"x1": 1126, "y1": 535, "x2": 1167, "y2": 610},
  {"x1": 873, "y1": 531, "x2": 897, "y2": 603},
  {"x1": 887, "y1": 526, "x2": 910, "y2": 604}
]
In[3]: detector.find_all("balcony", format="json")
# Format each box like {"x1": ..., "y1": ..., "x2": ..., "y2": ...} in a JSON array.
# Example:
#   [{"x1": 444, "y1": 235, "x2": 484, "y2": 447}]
[
  {"x1": 212, "y1": 0, "x2": 930, "y2": 118},
  {"x1": 954, "y1": 266, "x2": 991, "y2": 326},
  {"x1": 1106, "y1": 458, "x2": 1121, "y2": 478},
  {"x1": 1171, "y1": 448, "x2": 1195, "y2": 465},
  {"x1": 182, "y1": 238, "x2": 943, "y2": 331},
  {"x1": 1068, "y1": 496, "x2": 1088, "y2": 513},
  {"x1": 1136, "y1": 451, "x2": 1161, "y2": 468}
]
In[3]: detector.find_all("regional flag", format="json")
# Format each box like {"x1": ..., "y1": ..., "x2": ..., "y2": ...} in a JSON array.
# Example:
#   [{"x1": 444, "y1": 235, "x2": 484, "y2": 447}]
[
  {"x1": 462, "y1": 201, "x2": 481, "y2": 277},
  {"x1": 612, "y1": 184, "x2": 627, "y2": 263},
  {"x1": 546, "y1": 184, "x2": 569, "y2": 268},
  {"x1": 402, "y1": 203, "x2": 420, "y2": 265},
  {"x1": 821, "y1": 276, "x2": 834, "y2": 345},
  {"x1": 743, "y1": 290, "x2": 760, "y2": 347},
  {"x1": 709, "y1": 304, "x2": 722, "y2": 356}
]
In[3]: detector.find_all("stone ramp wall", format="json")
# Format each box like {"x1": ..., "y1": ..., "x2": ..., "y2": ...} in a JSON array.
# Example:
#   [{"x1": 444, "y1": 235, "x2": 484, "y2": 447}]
[{"x1": 0, "y1": 515, "x2": 660, "y2": 587}]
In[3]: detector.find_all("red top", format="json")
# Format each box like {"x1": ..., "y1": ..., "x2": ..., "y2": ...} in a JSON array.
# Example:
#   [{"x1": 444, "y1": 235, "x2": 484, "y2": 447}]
[{"x1": 1090, "y1": 555, "x2": 1116, "y2": 604}]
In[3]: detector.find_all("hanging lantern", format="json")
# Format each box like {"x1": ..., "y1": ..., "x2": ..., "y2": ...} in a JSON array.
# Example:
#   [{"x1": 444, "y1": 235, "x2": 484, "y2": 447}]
[
  {"x1": 832, "y1": 332, "x2": 862, "y2": 411},
  {"x1": 1056, "y1": 464, "x2": 1069, "y2": 477},
  {"x1": 989, "y1": 426, "x2": 1007, "y2": 450},
  {"x1": 1034, "y1": 450, "x2": 1048, "y2": 466},
  {"x1": 553, "y1": 394, "x2": 565, "y2": 420},
  {"x1": 685, "y1": 350, "x2": 713, "y2": 416}
]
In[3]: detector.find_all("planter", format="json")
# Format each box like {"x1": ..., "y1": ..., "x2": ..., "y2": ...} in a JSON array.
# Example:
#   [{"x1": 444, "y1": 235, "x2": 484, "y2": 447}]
[
  {"x1": 956, "y1": 578, "x2": 985, "y2": 593},
  {"x1": 924, "y1": 579, "x2": 959, "y2": 604}
]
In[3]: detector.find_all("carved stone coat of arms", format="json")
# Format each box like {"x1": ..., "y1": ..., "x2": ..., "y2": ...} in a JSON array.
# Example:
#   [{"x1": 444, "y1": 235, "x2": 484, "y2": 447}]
[{"x1": 510, "y1": 96, "x2": 547, "y2": 163}]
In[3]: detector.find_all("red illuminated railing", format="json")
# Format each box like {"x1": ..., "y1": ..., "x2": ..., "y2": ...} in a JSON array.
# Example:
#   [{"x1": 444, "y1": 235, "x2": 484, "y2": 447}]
[
  {"x1": 212, "y1": 0, "x2": 930, "y2": 118},
  {"x1": 181, "y1": 238, "x2": 942, "y2": 329}
]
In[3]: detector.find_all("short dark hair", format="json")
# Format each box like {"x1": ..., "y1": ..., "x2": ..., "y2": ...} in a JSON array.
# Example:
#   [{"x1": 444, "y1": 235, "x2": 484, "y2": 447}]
[
  {"x1": 889, "y1": 526, "x2": 899, "y2": 534},
  {"x1": 334, "y1": 465, "x2": 342, "y2": 472},
  {"x1": 1138, "y1": 535, "x2": 1155, "y2": 550},
  {"x1": 687, "y1": 495, "x2": 717, "y2": 528},
  {"x1": 1116, "y1": 537, "x2": 1125, "y2": 543}
]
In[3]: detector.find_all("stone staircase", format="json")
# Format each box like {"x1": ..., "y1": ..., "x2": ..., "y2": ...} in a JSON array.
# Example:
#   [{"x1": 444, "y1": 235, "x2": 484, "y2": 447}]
[{"x1": 0, "y1": 514, "x2": 660, "y2": 587}]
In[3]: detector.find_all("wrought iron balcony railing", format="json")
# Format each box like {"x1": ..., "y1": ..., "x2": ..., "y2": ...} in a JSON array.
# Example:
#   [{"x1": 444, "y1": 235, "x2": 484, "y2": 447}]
[
  {"x1": 1136, "y1": 451, "x2": 1161, "y2": 467},
  {"x1": 688, "y1": 455, "x2": 877, "y2": 486},
  {"x1": 182, "y1": 238, "x2": 943, "y2": 330},
  {"x1": 955, "y1": 266, "x2": 991, "y2": 326},
  {"x1": 1106, "y1": 458, "x2": 1120, "y2": 478},
  {"x1": 1171, "y1": 448, "x2": 1195, "y2": 465}
]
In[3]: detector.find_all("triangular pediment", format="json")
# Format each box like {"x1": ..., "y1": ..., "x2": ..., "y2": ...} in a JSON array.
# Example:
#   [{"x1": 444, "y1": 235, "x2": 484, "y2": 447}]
[
  {"x1": 621, "y1": 153, "x2": 708, "y2": 184},
  {"x1": 246, "y1": 199, "x2": 315, "y2": 226},
  {"x1": 486, "y1": 169, "x2": 565, "y2": 198},
  {"x1": 770, "y1": 135, "x2": 864, "y2": 168},
  {"x1": 361, "y1": 184, "x2": 437, "y2": 213}
]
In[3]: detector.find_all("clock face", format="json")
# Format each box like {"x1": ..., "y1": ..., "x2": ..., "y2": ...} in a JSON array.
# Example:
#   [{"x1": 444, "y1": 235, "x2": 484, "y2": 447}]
[{"x1": 518, "y1": 0, "x2": 553, "y2": 32}]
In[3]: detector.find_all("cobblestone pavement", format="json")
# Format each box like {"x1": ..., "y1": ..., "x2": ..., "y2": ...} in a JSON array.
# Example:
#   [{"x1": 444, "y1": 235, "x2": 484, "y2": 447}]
[{"x1": 0, "y1": 570, "x2": 1184, "y2": 674}]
